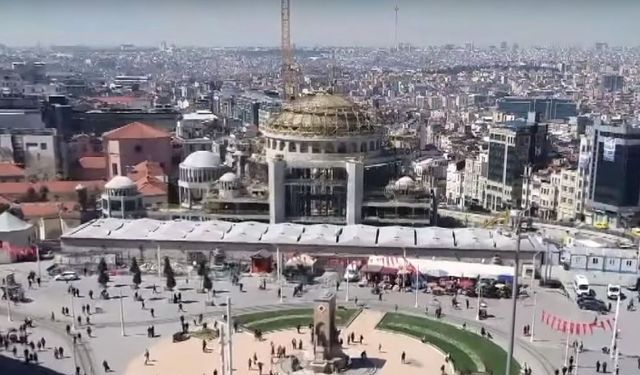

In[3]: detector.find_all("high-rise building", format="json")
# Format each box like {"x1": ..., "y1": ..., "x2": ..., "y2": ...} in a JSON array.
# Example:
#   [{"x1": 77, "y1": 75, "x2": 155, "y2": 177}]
[
  {"x1": 484, "y1": 114, "x2": 548, "y2": 211},
  {"x1": 600, "y1": 74, "x2": 624, "y2": 92},
  {"x1": 496, "y1": 97, "x2": 577, "y2": 121},
  {"x1": 587, "y1": 118, "x2": 640, "y2": 228}
]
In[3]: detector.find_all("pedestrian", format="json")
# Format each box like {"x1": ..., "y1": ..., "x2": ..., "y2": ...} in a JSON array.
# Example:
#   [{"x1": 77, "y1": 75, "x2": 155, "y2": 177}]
[
  {"x1": 150, "y1": 308, "x2": 155, "y2": 318},
  {"x1": 77, "y1": 316, "x2": 82, "y2": 326},
  {"x1": 178, "y1": 303, "x2": 184, "y2": 312},
  {"x1": 89, "y1": 290, "x2": 93, "y2": 299},
  {"x1": 378, "y1": 292, "x2": 382, "y2": 301},
  {"x1": 87, "y1": 327, "x2": 92, "y2": 337},
  {"x1": 202, "y1": 339, "x2": 207, "y2": 352},
  {"x1": 354, "y1": 297, "x2": 358, "y2": 306},
  {"x1": 102, "y1": 360, "x2": 111, "y2": 372},
  {"x1": 466, "y1": 299, "x2": 470, "y2": 309},
  {"x1": 82, "y1": 305, "x2": 86, "y2": 314},
  {"x1": 359, "y1": 334, "x2": 363, "y2": 344},
  {"x1": 51, "y1": 312, "x2": 55, "y2": 321},
  {"x1": 59, "y1": 347, "x2": 64, "y2": 357},
  {"x1": 86, "y1": 304, "x2": 90, "y2": 314},
  {"x1": 76, "y1": 366, "x2": 81, "y2": 375},
  {"x1": 596, "y1": 360, "x2": 601, "y2": 373},
  {"x1": 401, "y1": 351, "x2": 406, "y2": 364},
  {"x1": 86, "y1": 316, "x2": 90, "y2": 325},
  {"x1": 144, "y1": 349, "x2": 150, "y2": 365},
  {"x1": 141, "y1": 300, "x2": 145, "y2": 310},
  {"x1": 66, "y1": 325, "x2": 71, "y2": 335},
  {"x1": 36, "y1": 277, "x2": 41, "y2": 287},
  {"x1": 394, "y1": 304, "x2": 398, "y2": 312},
  {"x1": 258, "y1": 361, "x2": 263, "y2": 375},
  {"x1": 54, "y1": 347, "x2": 59, "y2": 359},
  {"x1": 296, "y1": 324, "x2": 301, "y2": 334},
  {"x1": 562, "y1": 366, "x2": 567, "y2": 375},
  {"x1": 248, "y1": 358, "x2": 252, "y2": 370},
  {"x1": 40, "y1": 337, "x2": 45, "y2": 348},
  {"x1": 603, "y1": 362, "x2": 608, "y2": 373},
  {"x1": 33, "y1": 352, "x2": 38, "y2": 363}
]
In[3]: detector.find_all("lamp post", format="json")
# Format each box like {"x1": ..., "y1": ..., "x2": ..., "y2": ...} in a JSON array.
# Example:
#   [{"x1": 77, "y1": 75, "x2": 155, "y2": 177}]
[
  {"x1": 414, "y1": 264, "x2": 419, "y2": 308},
  {"x1": 119, "y1": 288, "x2": 126, "y2": 336},
  {"x1": 530, "y1": 291, "x2": 537, "y2": 342},
  {"x1": 345, "y1": 258, "x2": 350, "y2": 302},
  {"x1": 476, "y1": 283, "x2": 482, "y2": 321},
  {"x1": 609, "y1": 295, "x2": 621, "y2": 358},
  {"x1": 276, "y1": 247, "x2": 283, "y2": 303},
  {"x1": 70, "y1": 283, "x2": 77, "y2": 330},
  {"x1": 5, "y1": 291, "x2": 11, "y2": 321},
  {"x1": 505, "y1": 165, "x2": 531, "y2": 375}
]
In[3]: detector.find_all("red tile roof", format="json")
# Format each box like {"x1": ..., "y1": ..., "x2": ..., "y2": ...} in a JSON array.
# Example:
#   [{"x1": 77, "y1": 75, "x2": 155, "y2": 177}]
[
  {"x1": 128, "y1": 160, "x2": 166, "y2": 182},
  {"x1": 0, "y1": 180, "x2": 105, "y2": 196},
  {"x1": 0, "y1": 163, "x2": 25, "y2": 178},
  {"x1": 103, "y1": 122, "x2": 170, "y2": 140},
  {"x1": 20, "y1": 201, "x2": 79, "y2": 219},
  {"x1": 135, "y1": 175, "x2": 167, "y2": 197},
  {"x1": 78, "y1": 156, "x2": 106, "y2": 169}
]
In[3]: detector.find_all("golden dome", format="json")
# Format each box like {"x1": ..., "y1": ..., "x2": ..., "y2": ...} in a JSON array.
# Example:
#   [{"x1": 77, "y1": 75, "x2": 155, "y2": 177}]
[{"x1": 263, "y1": 93, "x2": 379, "y2": 138}]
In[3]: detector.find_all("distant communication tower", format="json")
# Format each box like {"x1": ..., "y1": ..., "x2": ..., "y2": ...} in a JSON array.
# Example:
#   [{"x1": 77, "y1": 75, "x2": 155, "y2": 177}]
[
  {"x1": 281, "y1": 0, "x2": 298, "y2": 101},
  {"x1": 394, "y1": 0, "x2": 399, "y2": 50}
]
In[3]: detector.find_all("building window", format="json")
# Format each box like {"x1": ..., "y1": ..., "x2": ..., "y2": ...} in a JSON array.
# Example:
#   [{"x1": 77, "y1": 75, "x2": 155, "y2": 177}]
[
  {"x1": 134, "y1": 144, "x2": 143, "y2": 153},
  {"x1": 626, "y1": 260, "x2": 633, "y2": 266},
  {"x1": 40, "y1": 143, "x2": 47, "y2": 150},
  {"x1": 112, "y1": 163, "x2": 118, "y2": 176},
  {"x1": 591, "y1": 258, "x2": 599, "y2": 265}
]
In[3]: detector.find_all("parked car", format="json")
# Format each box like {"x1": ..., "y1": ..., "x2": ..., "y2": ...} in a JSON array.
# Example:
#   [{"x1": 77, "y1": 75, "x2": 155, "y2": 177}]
[
  {"x1": 607, "y1": 284, "x2": 621, "y2": 300},
  {"x1": 578, "y1": 298, "x2": 607, "y2": 312},
  {"x1": 54, "y1": 271, "x2": 79, "y2": 281}
]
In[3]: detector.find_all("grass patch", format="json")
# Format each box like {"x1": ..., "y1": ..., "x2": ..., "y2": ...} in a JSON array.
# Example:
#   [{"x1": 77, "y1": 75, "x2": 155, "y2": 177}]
[
  {"x1": 379, "y1": 313, "x2": 520, "y2": 375},
  {"x1": 235, "y1": 308, "x2": 357, "y2": 333},
  {"x1": 191, "y1": 328, "x2": 219, "y2": 340}
]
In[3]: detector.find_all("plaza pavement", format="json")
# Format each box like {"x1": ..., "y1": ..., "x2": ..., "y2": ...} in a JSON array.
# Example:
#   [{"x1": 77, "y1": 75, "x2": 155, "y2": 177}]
[
  {"x1": 1, "y1": 260, "x2": 639, "y2": 375},
  {"x1": 123, "y1": 309, "x2": 451, "y2": 375}
]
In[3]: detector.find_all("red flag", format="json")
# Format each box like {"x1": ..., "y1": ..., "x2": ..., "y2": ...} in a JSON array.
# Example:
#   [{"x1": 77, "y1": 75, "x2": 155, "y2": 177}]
[
  {"x1": 550, "y1": 315, "x2": 557, "y2": 329},
  {"x1": 562, "y1": 320, "x2": 568, "y2": 333},
  {"x1": 569, "y1": 322, "x2": 576, "y2": 334}
]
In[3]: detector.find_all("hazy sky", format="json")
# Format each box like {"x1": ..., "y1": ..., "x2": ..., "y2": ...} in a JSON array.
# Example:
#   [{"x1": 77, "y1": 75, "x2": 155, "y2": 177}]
[{"x1": 1, "y1": 0, "x2": 639, "y2": 47}]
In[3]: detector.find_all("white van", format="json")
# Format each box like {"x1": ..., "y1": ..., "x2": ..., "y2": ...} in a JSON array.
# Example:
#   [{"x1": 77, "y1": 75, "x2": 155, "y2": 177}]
[{"x1": 573, "y1": 274, "x2": 590, "y2": 297}]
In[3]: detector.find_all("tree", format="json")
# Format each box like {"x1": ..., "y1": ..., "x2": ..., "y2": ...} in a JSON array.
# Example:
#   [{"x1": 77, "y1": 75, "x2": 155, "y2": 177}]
[
  {"x1": 163, "y1": 257, "x2": 173, "y2": 278},
  {"x1": 97, "y1": 257, "x2": 108, "y2": 275},
  {"x1": 197, "y1": 260, "x2": 207, "y2": 290},
  {"x1": 130, "y1": 257, "x2": 140, "y2": 274},
  {"x1": 133, "y1": 271, "x2": 142, "y2": 288},
  {"x1": 38, "y1": 185, "x2": 49, "y2": 201},
  {"x1": 98, "y1": 271, "x2": 109, "y2": 288},
  {"x1": 203, "y1": 274, "x2": 213, "y2": 292},
  {"x1": 166, "y1": 272, "x2": 176, "y2": 291},
  {"x1": 21, "y1": 187, "x2": 39, "y2": 203}
]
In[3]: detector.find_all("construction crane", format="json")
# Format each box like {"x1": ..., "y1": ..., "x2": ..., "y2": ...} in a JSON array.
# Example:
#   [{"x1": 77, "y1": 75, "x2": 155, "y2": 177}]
[{"x1": 281, "y1": 0, "x2": 298, "y2": 101}]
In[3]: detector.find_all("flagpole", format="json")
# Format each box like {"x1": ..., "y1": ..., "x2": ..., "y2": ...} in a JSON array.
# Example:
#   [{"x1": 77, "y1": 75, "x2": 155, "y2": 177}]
[
  {"x1": 475, "y1": 282, "x2": 482, "y2": 320},
  {"x1": 564, "y1": 329, "x2": 570, "y2": 366},
  {"x1": 609, "y1": 296, "x2": 621, "y2": 358},
  {"x1": 414, "y1": 264, "x2": 419, "y2": 308}
]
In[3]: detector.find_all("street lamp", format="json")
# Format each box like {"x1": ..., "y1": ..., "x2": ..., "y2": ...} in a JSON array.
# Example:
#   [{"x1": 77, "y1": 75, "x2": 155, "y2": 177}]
[{"x1": 505, "y1": 165, "x2": 532, "y2": 375}]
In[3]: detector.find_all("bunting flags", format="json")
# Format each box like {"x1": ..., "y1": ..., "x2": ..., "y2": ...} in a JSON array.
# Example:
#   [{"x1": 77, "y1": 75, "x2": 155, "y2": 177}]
[{"x1": 541, "y1": 310, "x2": 613, "y2": 336}]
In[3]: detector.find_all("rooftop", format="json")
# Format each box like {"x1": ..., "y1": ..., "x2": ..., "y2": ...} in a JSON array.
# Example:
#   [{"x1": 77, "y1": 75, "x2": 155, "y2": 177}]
[
  {"x1": 103, "y1": 122, "x2": 170, "y2": 140},
  {"x1": 61, "y1": 218, "x2": 545, "y2": 253},
  {"x1": 0, "y1": 163, "x2": 25, "y2": 178}
]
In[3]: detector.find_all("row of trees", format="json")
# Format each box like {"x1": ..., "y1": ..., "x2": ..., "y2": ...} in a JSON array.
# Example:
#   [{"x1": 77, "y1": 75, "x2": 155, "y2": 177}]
[{"x1": 96, "y1": 256, "x2": 213, "y2": 293}]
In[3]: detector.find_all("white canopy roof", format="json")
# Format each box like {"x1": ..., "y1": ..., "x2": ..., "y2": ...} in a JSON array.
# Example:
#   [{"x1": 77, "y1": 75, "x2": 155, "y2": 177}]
[{"x1": 0, "y1": 211, "x2": 33, "y2": 233}]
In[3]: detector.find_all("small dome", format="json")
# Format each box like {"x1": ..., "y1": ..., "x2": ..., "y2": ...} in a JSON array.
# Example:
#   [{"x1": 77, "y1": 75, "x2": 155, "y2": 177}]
[
  {"x1": 219, "y1": 172, "x2": 237, "y2": 183},
  {"x1": 181, "y1": 150, "x2": 221, "y2": 168},
  {"x1": 105, "y1": 175, "x2": 136, "y2": 190},
  {"x1": 394, "y1": 176, "x2": 414, "y2": 189}
]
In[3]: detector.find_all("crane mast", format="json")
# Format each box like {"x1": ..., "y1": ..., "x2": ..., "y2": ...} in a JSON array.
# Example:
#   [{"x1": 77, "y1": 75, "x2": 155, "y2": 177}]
[{"x1": 281, "y1": 0, "x2": 297, "y2": 101}]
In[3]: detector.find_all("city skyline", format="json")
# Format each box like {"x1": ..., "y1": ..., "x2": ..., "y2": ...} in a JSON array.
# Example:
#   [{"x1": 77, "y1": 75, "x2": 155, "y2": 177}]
[{"x1": 2, "y1": 0, "x2": 640, "y2": 48}]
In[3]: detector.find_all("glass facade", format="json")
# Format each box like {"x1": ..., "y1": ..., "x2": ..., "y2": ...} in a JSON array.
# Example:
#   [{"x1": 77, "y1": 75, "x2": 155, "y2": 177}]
[
  {"x1": 593, "y1": 143, "x2": 640, "y2": 207},
  {"x1": 497, "y1": 97, "x2": 577, "y2": 120}
]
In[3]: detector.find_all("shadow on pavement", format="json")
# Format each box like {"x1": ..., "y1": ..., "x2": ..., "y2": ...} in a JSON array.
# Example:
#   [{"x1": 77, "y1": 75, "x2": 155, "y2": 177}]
[{"x1": 0, "y1": 355, "x2": 68, "y2": 375}]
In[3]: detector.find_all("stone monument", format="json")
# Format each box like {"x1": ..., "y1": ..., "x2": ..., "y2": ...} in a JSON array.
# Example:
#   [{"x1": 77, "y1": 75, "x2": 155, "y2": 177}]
[{"x1": 309, "y1": 292, "x2": 347, "y2": 373}]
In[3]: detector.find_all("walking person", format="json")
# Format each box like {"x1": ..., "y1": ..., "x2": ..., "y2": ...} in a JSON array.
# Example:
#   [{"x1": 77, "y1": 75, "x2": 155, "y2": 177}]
[
  {"x1": 596, "y1": 360, "x2": 601, "y2": 373},
  {"x1": 144, "y1": 349, "x2": 150, "y2": 365},
  {"x1": 401, "y1": 351, "x2": 406, "y2": 364},
  {"x1": 102, "y1": 360, "x2": 111, "y2": 372}
]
